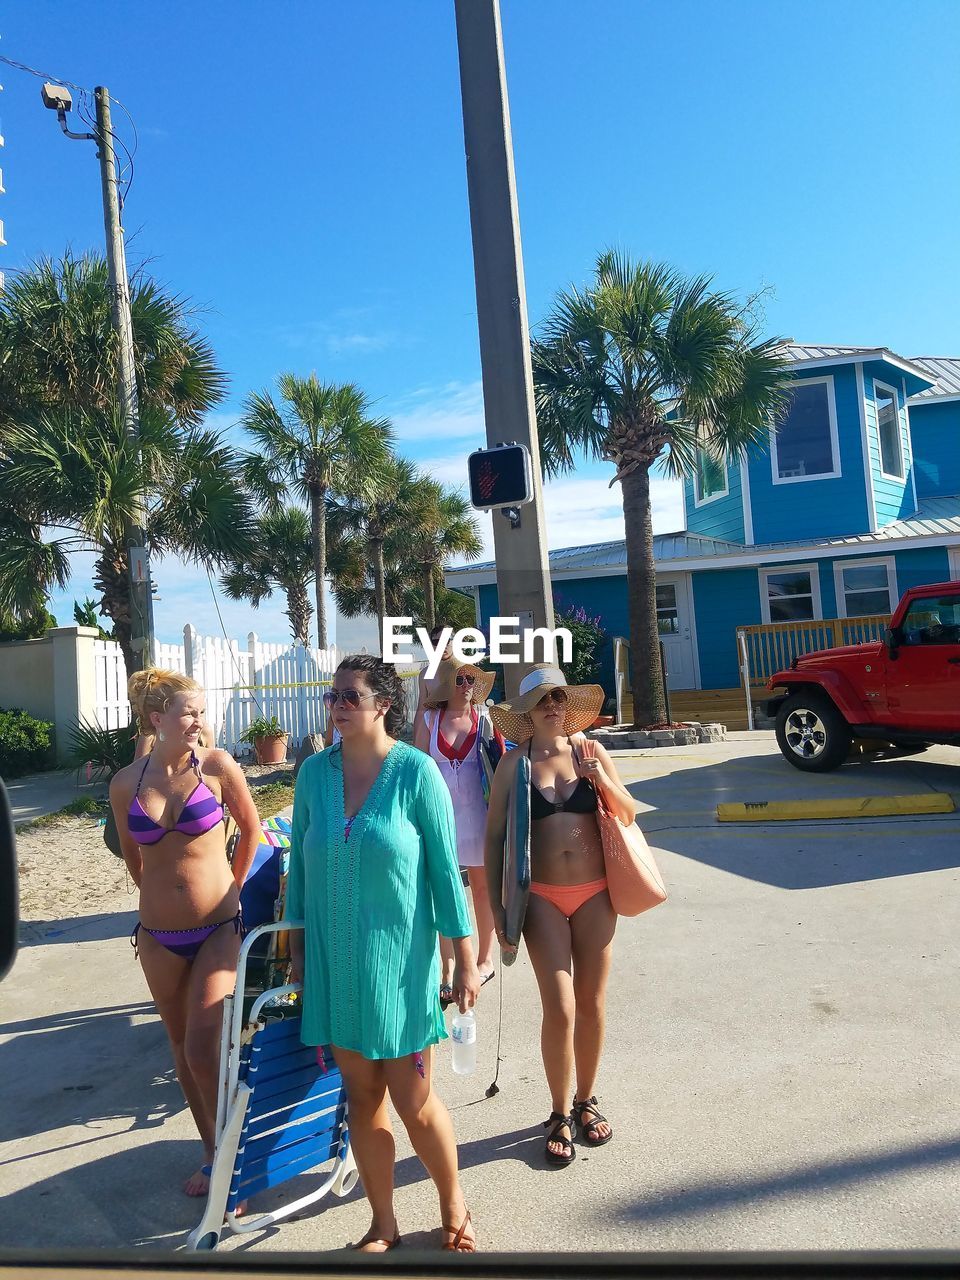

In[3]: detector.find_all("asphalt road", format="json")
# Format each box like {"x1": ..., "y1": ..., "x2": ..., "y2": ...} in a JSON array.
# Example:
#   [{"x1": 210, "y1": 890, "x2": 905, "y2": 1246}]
[{"x1": 2, "y1": 733, "x2": 958, "y2": 1254}]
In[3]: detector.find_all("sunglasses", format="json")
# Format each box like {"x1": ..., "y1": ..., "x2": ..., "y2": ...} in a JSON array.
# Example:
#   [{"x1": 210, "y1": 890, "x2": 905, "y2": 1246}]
[
  {"x1": 322, "y1": 689, "x2": 380, "y2": 710},
  {"x1": 537, "y1": 688, "x2": 568, "y2": 706},
  {"x1": 455, "y1": 673, "x2": 476, "y2": 687}
]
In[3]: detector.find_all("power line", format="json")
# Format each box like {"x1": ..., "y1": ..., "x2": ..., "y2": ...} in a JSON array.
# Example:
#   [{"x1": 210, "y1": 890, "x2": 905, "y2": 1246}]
[
  {"x1": 0, "y1": 55, "x2": 137, "y2": 204},
  {"x1": 0, "y1": 53, "x2": 88, "y2": 92}
]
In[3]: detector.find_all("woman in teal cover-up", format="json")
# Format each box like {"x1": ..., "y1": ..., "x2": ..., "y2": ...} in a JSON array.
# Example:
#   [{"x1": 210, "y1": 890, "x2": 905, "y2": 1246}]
[{"x1": 286, "y1": 655, "x2": 480, "y2": 1254}]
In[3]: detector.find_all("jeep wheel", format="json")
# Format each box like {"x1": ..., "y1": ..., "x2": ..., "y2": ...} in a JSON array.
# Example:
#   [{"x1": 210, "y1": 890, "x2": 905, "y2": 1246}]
[{"x1": 775, "y1": 692, "x2": 851, "y2": 772}]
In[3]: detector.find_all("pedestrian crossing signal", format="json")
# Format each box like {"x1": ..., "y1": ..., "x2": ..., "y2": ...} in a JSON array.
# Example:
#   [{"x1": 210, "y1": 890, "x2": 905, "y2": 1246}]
[{"x1": 467, "y1": 444, "x2": 533, "y2": 511}]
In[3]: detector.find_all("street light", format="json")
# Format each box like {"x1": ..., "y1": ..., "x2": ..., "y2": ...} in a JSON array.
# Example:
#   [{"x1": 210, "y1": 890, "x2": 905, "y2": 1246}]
[{"x1": 40, "y1": 81, "x2": 155, "y2": 667}]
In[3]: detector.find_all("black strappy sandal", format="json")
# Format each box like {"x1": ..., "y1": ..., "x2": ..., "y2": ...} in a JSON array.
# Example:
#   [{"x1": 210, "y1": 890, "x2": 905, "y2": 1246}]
[
  {"x1": 572, "y1": 1096, "x2": 613, "y2": 1147},
  {"x1": 543, "y1": 1111, "x2": 576, "y2": 1166}
]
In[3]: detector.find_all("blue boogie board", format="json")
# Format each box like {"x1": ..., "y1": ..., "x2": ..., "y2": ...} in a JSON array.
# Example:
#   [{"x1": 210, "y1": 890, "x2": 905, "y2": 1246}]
[{"x1": 501, "y1": 751, "x2": 531, "y2": 964}]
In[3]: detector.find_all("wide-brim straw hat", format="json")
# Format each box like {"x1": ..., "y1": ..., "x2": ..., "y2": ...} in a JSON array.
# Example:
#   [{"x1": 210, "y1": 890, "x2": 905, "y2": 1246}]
[
  {"x1": 489, "y1": 664, "x2": 604, "y2": 744},
  {"x1": 424, "y1": 657, "x2": 496, "y2": 709}
]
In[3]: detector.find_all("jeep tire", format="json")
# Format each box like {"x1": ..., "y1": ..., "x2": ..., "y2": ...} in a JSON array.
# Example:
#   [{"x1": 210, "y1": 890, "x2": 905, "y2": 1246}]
[{"x1": 775, "y1": 691, "x2": 852, "y2": 772}]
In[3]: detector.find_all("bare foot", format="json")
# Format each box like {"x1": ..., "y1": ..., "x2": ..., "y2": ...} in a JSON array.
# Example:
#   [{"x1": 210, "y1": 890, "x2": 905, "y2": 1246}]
[{"x1": 183, "y1": 1165, "x2": 210, "y2": 1197}]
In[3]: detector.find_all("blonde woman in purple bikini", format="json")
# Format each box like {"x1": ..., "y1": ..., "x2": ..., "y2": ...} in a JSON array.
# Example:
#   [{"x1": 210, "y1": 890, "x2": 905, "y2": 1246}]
[{"x1": 109, "y1": 668, "x2": 262, "y2": 1198}]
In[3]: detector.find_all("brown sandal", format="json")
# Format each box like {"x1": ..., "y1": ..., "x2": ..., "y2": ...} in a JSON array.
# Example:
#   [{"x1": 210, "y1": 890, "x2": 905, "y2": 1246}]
[
  {"x1": 352, "y1": 1233, "x2": 402, "y2": 1252},
  {"x1": 442, "y1": 1210, "x2": 476, "y2": 1252}
]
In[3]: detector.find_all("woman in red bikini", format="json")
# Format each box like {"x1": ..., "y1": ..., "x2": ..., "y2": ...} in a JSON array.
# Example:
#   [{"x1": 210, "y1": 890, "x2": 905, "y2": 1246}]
[
  {"x1": 414, "y1": 658, "x2": 501, "y2": 1003},
  {"x1": 486, "y1": 664, "x2": 637, "y2": 1167},
  {"x1": 109, "y1": 668, "x2": 262, "y2": 1198}
]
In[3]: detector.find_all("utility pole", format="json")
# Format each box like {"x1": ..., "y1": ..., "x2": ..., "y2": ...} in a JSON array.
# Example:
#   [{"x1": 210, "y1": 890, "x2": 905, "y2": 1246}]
[
  {"x1": 454, "y1": 0, "x2": 554, "y2": 697},
  {"x1": 94, "y1": 86, "x2": 154, "y2": 669}
]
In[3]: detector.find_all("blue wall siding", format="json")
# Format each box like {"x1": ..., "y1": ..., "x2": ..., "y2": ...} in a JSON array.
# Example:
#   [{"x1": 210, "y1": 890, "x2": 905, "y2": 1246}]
[
  {"x1": 909, "y1": 401, "x2": 960, "y2": 498},
  {"x1": 747, "y1": 366, "x2": 870, "y2": 542},
  {"x1": 817, "y1": 561, "x2": 839, "y2": 619},
  {"x1": 894, "y1": 546, "x2": 951, "y2": 593},
  {"x1": 691, "y1": 568, "x2": 761, "y2": 689},
  {"x1": 473, "y1": 542, "x2": 956, "y2": 696},
  {"x1": 682, "y1": 461, "x2": 746, "y2": 543},
  {"x1": 862, "y1": 361, "x2": 915, "y2": 525},
  {"x1": 475, "y1": 578, "x2": 629, "y2": 695}
]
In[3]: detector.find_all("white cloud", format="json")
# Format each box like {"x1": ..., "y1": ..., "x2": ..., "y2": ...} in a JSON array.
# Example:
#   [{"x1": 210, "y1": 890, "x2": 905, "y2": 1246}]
[
  {"x1": 275, "y1": 318, "x2": 402, "y2": 361},
  {"x1": 389, "y1": 381, "x2": 486, "y2": 443},
  {"x1": 326, "y1": 332, "x2": 394, "y2": 356}
]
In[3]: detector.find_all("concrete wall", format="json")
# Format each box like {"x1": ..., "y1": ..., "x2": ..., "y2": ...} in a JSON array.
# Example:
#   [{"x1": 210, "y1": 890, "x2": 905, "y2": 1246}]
[
  {"x1": 0, "y1": 637, "x2": 57, "y2": 723},
  {"x1": 0, "y1": 626, "x2": 102, "y2": 765}
]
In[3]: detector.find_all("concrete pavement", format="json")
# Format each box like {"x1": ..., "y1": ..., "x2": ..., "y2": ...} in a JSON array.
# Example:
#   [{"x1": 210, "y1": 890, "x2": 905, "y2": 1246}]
[
  {"x1": 7, "y1": 768, "x2": 108, "y2": 824},
  {"x1": 1, "y1": 733, "x2": 959, "y2": 1252}
]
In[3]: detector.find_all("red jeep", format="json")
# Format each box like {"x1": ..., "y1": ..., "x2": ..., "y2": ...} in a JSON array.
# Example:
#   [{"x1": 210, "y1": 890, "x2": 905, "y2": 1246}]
[{"x1": 764, "y1": 580, "x2": 960, "y2": 771}]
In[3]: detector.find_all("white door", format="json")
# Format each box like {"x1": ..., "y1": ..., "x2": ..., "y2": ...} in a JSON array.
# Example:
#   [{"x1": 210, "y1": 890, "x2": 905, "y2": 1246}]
[
  {"x1": 656, "y1": 575, "x2": 697, "y2": 689},
  {"x1": 950, "y1": 547, "x2": 960, "y2": 583}
]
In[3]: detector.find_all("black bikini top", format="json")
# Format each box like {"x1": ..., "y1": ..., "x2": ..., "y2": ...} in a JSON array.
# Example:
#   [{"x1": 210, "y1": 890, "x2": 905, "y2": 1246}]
[{"x1": 528, "y1": 742, "x2": 598, "y2": 821}]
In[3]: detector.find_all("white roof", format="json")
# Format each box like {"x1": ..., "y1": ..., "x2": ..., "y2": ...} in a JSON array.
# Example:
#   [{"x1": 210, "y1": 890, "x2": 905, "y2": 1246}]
[
  {"x1": 446, "y1": 497, "x2": 960, "y2": 586},
  {"x1": 908, "y1": 356, "x2": 960, "y2": 401}
]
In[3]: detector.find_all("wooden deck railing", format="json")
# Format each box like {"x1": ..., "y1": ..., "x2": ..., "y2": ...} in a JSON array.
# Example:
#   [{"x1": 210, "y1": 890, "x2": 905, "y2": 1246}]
[{"x1": 737, "y1": 615, "x2": 890, "y2": 688}]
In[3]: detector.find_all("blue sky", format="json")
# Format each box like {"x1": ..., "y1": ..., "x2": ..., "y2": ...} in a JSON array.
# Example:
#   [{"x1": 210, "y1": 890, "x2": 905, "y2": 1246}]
[{"x1": 2, "y1": 0, "x2": 958, "y2": 644}]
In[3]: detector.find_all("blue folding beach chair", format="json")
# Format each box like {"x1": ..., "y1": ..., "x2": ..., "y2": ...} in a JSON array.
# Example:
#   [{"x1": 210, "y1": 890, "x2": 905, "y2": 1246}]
[{"x1": 186, "y1": 921, "x2": 358, "y2": 1250}]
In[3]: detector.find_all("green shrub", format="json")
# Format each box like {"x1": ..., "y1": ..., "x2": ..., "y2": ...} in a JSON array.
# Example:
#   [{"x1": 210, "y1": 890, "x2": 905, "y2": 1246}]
[
  {"x1": 0, "y1": 707, "x2": 55, "y2": 777},
  {"x1": 555, "y1": 603, "x2": 607, "y2": 686}
]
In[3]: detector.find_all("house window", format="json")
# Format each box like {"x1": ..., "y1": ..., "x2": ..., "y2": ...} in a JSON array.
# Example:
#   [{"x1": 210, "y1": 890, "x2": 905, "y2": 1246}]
[
  {"x1": 694, "y1": 449, "x2": 727, "y2": 504},
  {"x1": 656, "y1": 584, "x2": 680, "y2": 635},
  {"x1": 874, "y1": 381, "x2": 904, "y2": 480},
  {"x1": 760, "y1": 565, "x2": 822, "y2": 623},
  {"x1": 833, "y1": 558, "x2": 897, "y2": 618},
  {"x1": 771, "y1": 378, "x2": 839, "y2": 483}
]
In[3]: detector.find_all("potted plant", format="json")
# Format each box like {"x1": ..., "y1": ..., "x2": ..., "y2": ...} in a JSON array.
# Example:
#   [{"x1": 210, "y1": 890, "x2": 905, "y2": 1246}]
[{"x1": 239, "y1": 715, "x2": 289, "y2": 765}]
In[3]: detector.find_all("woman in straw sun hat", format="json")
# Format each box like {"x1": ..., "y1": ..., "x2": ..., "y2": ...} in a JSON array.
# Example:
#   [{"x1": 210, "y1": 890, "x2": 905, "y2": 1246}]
[
  {"x1": 415, "y1": 656, "x2": 502, "y2": 1004},
  {"x1": 485, "y1": 663, "x2": 637, "y2": 1168}
]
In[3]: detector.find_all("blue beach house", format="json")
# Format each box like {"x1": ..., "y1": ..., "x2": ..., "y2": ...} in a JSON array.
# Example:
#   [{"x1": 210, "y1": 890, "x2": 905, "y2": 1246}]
[{"x1": 446, "y1": 344, "x2": 960, "y2": 727}]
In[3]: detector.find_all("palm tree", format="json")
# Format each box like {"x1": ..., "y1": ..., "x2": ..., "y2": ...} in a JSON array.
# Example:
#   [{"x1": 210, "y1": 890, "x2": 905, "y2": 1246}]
[
  {"x1": 241, "y1": 376, "x2": 392, "y2": 649},
  {"x1": 0, "y1": 508, "x2": 70, "y2": 621},
  {"x1": 407, "y1": 480, "x2": 483, "y2": 632},
  {"x1": 222, "y1": 507, "x2": 315, "y2": 646},
  {"x1": 332, "y1": 529, "x2": 478, "y2": 635},
  {"x1": 0, "y1": 252, "x2": 227, "y2": 431},
  {"x1": 533, "y1": 252, "x2": 790, "y2": 726},
  {"x1": 326, "y1": 456, "x2": 423, "y2": 643},
  {"x1": 0, "y1": 251, "x2": 229, "y2": 623},
  {"x1": 0, "y1": 405, "x2": 254, "y2": 676}
]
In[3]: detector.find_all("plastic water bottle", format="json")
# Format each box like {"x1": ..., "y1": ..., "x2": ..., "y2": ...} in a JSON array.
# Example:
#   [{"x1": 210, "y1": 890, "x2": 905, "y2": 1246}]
[{"x1": 451, "y1": 1008, "x2": 477, "y2": 1076}]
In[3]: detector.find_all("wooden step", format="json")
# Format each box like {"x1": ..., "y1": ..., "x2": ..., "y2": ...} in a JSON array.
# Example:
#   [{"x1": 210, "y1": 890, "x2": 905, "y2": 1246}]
[{"x1": 620, "y1": 688, "x2": 751, "y2": 731}]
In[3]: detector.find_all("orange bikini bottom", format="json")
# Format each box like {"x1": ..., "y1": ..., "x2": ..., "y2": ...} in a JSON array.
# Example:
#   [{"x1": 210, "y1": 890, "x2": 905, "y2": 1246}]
[{"x1": 529, "y1": 877, "x2": 608, "y2": 919}]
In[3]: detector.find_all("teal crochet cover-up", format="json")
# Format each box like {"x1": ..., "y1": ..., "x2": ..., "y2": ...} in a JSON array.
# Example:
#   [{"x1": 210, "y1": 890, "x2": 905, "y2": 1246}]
[{"x1": 285, "y1": 741, "x2": 473, "y2": 1060}]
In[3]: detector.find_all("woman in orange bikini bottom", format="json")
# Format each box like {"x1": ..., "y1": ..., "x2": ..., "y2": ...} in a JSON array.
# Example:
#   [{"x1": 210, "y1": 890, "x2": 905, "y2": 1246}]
[{"x1": 528, "y1": 877, "x2": 608, "y2": 919}]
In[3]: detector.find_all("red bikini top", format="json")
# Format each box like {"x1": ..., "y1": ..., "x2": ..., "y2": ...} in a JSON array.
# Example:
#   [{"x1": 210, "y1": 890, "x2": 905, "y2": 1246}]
[{"x1": 435, "y1": 708, "x2": 478, "y2": 763}]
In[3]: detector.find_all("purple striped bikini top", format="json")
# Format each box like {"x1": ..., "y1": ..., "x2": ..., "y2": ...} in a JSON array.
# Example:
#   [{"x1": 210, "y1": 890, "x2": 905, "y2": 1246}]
[{"x1": 128, "y1": 750, "x2": 224, "y2": 845}]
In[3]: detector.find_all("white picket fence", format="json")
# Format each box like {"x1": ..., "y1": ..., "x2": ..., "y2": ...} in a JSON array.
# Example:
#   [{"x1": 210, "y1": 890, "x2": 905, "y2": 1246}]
[{"x1": 93, "y1": 626, "x2": 423, "y2": 754}]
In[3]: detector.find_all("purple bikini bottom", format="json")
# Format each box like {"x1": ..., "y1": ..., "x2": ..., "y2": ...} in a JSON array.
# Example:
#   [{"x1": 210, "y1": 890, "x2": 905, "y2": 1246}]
[{"x1": 131, "y1": 912, "x2": 243, "y2": 961}]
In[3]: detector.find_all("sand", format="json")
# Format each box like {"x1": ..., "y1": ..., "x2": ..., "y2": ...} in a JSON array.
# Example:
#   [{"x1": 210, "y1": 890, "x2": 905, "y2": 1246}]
[{"x1": 16, "y1": 818, "x2": 134, "y2": 942}]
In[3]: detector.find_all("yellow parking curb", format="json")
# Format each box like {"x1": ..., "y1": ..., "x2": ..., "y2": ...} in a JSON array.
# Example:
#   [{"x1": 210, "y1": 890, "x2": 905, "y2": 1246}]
[{"x1": 716, "y1": 794, "x2": 956, "y2": 822}]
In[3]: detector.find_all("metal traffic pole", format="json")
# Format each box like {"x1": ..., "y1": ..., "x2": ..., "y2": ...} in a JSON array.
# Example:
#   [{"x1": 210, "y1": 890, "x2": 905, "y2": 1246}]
[{"x1": 454, "y1": 0, "x2": 554, "y2": 698}]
